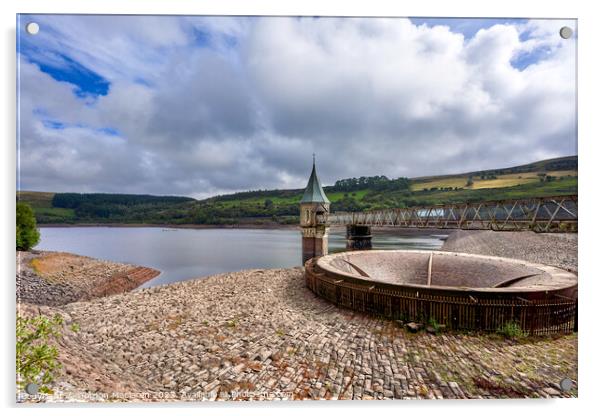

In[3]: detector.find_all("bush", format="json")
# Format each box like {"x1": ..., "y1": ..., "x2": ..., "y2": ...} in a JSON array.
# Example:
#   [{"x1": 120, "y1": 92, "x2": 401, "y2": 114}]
[
  {"x1": 428, "y1": 317, "x2": 442, "y2": 334},
  {"x1": 16, "y1": 202, "x2": 40, "y2": 251},
  {"x1": 16, "y1": 314, "x2": 64, "y2": 394},
  {"x1": 497, "y1": 321, "x2": 527, "y2": 339}
]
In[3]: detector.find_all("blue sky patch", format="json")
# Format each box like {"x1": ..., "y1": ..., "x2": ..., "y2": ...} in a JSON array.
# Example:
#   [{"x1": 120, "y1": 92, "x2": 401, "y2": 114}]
[
  {"x1": 38, "y1": 53, "x2": 110, "y2": 97},
  {"x1": 222, "y1": 34, "x2": 238, "y2": 49},
  {"x1": 410, "y1": 18, "x2": 528, "y2": 39},
  {"x1": 97, "y1": 127, "x2": 120, "y2": 136},
  {"x1": 133, "y1": 77, "x2": 153, "y2": 87},
  {"x1": 192, "y1": 27, "x2": 212, "y2": 48},
  {"x1": 511, "y1": 46, "x2": 553, "y2": 70},
  {"x1": 192, "y1": 26, "x2": 239, "y2": 51},
  {"x1": 42, "y1": 119, "x2": 65, "y2": 129},
  {"x1": 40, "y1": 117, "x2": 120, "y2": 137},
  {"x1": 21, "y1": 44, "x2": 110, "y2": 97}
]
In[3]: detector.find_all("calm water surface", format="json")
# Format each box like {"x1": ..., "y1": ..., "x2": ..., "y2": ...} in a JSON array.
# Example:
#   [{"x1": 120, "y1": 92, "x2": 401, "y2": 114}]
[{"x1": 37, "y1": 227, "x2": 446, "y2": 287}]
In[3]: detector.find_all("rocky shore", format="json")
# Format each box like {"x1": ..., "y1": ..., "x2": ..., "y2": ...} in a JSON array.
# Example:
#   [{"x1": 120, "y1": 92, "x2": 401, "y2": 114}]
[
  {"x1": 16, "y1": 230, "x2": 578, "y2": 401},
  {"x1": 17, "y1": 251, "x2": 160, "y2": 306},
  {"x1": 442, "y1": 230, "x2": 577, "y2": 273}
]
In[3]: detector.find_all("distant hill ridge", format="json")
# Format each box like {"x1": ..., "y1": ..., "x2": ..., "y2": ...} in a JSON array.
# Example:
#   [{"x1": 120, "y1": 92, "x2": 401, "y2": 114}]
[
  {"x1": 411, "y1": 155, "x2": 577, "y2": 181},
  {"x1": 208, "y1": 155, "x2": 577, "y2": 199},
  {"x1": 17, "y1": 155, "x2": 577, "y2": 226}
]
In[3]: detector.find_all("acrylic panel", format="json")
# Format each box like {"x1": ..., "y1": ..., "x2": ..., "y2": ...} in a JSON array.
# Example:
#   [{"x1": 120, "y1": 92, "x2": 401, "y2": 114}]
[{"x1": 16, "y1": 15, "x2": 577, "y2": 403}]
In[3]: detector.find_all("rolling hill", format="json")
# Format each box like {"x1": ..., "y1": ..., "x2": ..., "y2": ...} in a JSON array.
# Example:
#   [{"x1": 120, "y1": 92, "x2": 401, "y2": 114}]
[{"x1": 17, "y1": 155, "x2": 577, "y2": 225}]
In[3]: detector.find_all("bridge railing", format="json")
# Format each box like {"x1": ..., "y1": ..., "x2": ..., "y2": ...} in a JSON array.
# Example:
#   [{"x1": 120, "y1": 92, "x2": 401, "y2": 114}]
[{"x1": 328, "y1": 194, "x2": 577, "y2": 232}]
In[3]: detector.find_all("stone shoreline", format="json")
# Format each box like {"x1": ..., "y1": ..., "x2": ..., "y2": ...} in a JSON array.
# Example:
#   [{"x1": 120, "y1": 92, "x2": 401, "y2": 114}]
[
  {"x1": 442, "y1": 230, "x2": 577, "y2": 273},
  {"x1": 16, "y1": 230, "x2": 578, "y2": 401},
  {"x1": 38, "y1": 223, "x2": 298, "y2": 230},
  {"x1": 17, "y1": 251, "x2": 160, "y2": 306}
]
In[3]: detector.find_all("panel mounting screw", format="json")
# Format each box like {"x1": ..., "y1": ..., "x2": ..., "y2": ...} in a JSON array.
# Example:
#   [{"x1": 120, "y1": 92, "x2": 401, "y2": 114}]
[
  {"x1": 559, "y1": 378, "x2": 573, "y2": 391},
  {"x1": 25, "y1": 383, "x2": 39, "y2": 395},
  {"x1": 26, "y1": 22, "x2": 39, "y2": 35},
  {"x1": 559, "y1": 26, "x2": 573, "y2": 39}
]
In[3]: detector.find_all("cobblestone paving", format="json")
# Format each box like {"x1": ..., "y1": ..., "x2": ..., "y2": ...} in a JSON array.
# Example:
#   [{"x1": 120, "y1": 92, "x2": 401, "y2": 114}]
[{"x1": 45, "y1": 267, "x2": 576, "y2": 401}]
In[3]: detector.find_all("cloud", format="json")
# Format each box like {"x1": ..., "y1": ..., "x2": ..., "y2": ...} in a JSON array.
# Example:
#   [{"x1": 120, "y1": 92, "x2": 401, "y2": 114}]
[{"x1": 17, "y1": 16, "x2": 577, "y2": 198}]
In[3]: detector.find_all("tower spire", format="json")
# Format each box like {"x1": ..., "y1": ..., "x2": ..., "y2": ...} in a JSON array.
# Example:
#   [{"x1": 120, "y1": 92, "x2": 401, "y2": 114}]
[{"x1": 300, "y1": 155, "x2": 330, "y2": 204}]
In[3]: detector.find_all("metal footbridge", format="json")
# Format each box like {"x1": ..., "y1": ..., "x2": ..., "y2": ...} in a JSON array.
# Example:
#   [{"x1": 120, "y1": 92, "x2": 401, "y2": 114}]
[{"x1": 326, "y1": 195, "x2": 577, "y2": 233}]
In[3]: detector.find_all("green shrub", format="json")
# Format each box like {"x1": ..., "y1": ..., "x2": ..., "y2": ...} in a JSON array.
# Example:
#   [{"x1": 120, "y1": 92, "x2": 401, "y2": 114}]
[
  {"x1": 497, "y1": 321, "x2": 527, "y2": 339},
  {"x1": 428, "y1": 317, "x2": 442, "y2": 334},
  {"x1": 16, "y1": 314, "x2": 64, "y2": 394},
  {"x1": 16, "y1": 202, "x2": 40, "y2": 251}
]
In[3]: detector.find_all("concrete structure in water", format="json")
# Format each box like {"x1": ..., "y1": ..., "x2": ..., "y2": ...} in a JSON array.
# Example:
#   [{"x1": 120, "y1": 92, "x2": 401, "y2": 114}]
[
  {"x1": 300, "y1": 158, "x2": 330, "y2": 264},
  {"x1": 346, "y1": 224, "x2": 372, "y2": 251}
]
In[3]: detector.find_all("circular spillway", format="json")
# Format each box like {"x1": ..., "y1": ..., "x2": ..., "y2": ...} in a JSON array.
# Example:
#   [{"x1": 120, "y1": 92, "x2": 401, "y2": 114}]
[
  {"x1": 305, "y1": 250, "x2": 577, "y2": 334},
  {"x1": 317, "y1": 250, "x2": 577, "y2": 294}
]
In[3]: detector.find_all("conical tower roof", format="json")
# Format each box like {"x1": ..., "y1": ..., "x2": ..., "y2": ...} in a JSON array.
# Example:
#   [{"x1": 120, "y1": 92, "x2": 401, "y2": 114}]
[{"x1": 301, "y1": 158, "x2": 330, "y2": 204}]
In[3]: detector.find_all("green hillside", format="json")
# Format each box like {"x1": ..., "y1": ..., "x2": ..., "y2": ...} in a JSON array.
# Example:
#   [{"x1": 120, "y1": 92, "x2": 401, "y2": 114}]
[{"x1": 17, "y1": 155, "x2": 577, "y2": 226}]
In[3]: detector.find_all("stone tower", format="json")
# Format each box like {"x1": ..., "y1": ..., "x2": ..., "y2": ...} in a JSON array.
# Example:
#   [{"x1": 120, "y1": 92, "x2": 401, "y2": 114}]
[{"x1": 300, "y1": 157, "x2": 330, "y2": 264}]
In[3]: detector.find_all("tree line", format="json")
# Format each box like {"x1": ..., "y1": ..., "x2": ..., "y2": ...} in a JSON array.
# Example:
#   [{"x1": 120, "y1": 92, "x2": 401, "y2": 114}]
[
  {"x1": 332, "y1": 175, "x2": 410, "y2": 192},
  {"x1": 52, "y1": 193, "x2": 194, "y2": 208}
]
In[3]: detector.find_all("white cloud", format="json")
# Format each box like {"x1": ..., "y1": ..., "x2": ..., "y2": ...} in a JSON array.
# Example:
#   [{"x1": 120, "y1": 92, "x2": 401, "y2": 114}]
[{"x1": 18, "y1": 16, "x2": 577, "y2": 197}]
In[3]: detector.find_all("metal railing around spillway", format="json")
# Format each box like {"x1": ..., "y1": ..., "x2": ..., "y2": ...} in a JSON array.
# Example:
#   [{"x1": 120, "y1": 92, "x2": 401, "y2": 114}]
[
  {"x1": 326, "y1": 195, "x2": 577, "y2": 233},
  {"x1": 304, "y1": 258, "x2": 577, "y2": 335}
]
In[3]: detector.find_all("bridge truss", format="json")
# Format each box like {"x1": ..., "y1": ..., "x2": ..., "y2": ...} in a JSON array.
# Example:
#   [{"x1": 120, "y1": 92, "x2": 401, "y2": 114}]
[{"x1": 327, "y1": 195, "x2": 577, "y2": 232}]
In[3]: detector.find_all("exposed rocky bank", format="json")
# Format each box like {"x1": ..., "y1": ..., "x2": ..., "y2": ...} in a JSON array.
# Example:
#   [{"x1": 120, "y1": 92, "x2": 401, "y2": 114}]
[
  {"x1": 442, "y1": 230, "x2": 577, "y2": 273},
  {"x1": 17, "y1": 251, "x2": 160, "y2": 306}
]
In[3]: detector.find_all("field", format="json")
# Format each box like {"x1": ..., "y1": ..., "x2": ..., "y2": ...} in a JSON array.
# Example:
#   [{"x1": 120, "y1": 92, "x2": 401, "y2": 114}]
[
  {"x1": 411, "y1": 170, "x2": 577, "y2": 191},
  {"x1": 17, "y1": 191, "x2": 76, "y2": 223},
  {"x1": 16, "y1": 191, "x2": 55, "y2": 208},
  {"x1": 397, "y1": 176, "x2": 577, "y2": 206}
]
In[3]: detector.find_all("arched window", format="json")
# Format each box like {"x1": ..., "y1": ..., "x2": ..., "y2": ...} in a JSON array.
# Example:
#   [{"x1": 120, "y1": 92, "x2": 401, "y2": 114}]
[{"x1": 305, "y1": 209, "x2": 310, "y2": 223}]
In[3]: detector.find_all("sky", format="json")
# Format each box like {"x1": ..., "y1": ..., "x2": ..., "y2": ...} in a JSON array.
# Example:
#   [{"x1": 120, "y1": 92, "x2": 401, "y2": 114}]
[{"x1": 17, "y1": 15, "x2": 577, "y2": 199}]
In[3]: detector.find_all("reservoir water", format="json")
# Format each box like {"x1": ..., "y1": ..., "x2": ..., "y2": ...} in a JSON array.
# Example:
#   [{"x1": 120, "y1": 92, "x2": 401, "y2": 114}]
[{"x1": 36, "y1": 227, "x2": 447, "y2": 287}]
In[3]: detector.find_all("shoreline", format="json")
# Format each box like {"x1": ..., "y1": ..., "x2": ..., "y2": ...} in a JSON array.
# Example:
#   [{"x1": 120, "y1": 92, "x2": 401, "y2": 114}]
[
  {"x1": 17, "y1": 251, "x2": 160, "y2": 306},
  {"x1": 442, "y1": 229, "x2": 577, "y2": 273},
  {"x1": 38, "y1": 222, "x2": 299, "y2": 230}
]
